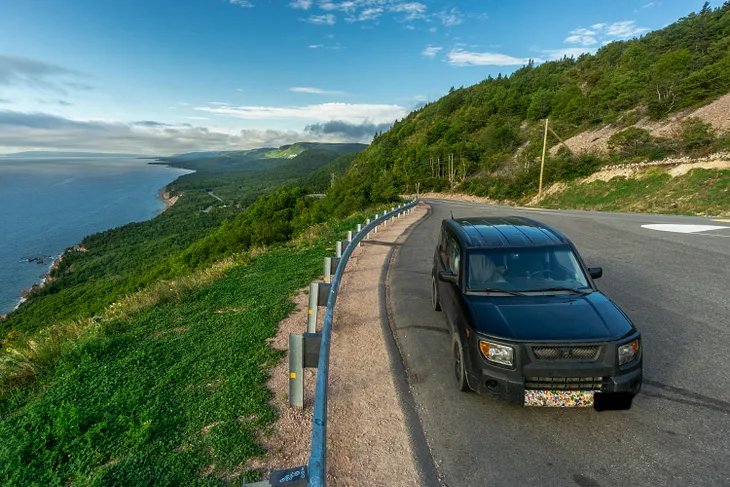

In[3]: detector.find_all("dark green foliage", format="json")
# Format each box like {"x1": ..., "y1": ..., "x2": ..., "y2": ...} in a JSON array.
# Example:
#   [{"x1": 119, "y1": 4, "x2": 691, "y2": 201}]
[
  {"x1": 607, "y1": 127, "x2": 657, "y2": 158},
  {"x1": 680, "y1": 117, "x2": 715, "y2": 150},
  {"x1": 299, "y1": 153, "x2": 357, "y2": 191}
]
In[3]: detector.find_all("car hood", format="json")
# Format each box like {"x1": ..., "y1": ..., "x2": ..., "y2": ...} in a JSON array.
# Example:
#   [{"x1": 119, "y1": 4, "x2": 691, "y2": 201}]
[{"x1": 464, "y1": 292, "x2": 634, "y2": 341}]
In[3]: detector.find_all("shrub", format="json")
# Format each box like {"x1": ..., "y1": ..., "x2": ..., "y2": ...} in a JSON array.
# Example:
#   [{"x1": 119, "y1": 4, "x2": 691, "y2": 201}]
[
  {"x1": 607, "y1": 127, "x2": 656, "y2": 158},
  {"x1": 680, "y1": 117, "x2": 715, "y2": 152}
]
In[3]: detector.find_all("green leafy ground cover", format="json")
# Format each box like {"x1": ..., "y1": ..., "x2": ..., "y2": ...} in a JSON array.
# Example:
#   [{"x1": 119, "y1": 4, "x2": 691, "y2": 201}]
[
  {"x1": 0, "y1": 206, "x2": 385, "y2": 486},
  {"x1": 539, "y1": 168, "x2": 730, "y2": 216}
]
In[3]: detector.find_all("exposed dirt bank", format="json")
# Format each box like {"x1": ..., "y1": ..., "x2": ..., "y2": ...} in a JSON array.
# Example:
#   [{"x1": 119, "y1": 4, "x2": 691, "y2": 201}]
[{"x1": 553, "y1": 92, "x2": 730, "y2": 155}]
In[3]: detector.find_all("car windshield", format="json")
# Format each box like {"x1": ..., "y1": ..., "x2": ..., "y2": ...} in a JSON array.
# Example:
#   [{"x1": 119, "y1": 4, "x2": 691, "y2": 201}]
[{"x1": 467, "y1": 246, "x2": 590, "y2": 293}]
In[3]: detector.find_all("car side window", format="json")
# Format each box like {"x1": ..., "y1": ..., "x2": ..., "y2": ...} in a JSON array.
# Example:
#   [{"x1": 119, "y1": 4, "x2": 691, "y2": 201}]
[
  {"x1": 448, "y1": 236, "x2": 461, "y2": 279},
  {"x1": 439, "y1": 229, "x2": 449, "y2": 262}
]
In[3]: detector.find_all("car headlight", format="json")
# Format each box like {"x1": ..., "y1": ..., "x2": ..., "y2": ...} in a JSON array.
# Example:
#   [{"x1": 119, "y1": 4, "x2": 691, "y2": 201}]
[
  {"x1": 479, "y1": 340, "x2": 514, "y2": 366},
  {"x1": 618, "y1": 339, "x2": 640, "y2": 366}
]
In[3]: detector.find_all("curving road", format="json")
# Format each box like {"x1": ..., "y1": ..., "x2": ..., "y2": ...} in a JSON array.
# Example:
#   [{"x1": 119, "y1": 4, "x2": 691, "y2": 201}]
[{"x1": 388, "y1": 199, "x2": 730, "y2": 487}]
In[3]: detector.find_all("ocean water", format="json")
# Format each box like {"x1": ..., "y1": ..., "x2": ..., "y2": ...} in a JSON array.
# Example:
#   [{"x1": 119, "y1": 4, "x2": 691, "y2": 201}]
[{"x1": 0, "y1": 157, "x2": 193, "y2": 316}]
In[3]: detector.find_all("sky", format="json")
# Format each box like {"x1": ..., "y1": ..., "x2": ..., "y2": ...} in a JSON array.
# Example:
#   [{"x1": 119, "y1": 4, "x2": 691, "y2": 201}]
[{"x1": 0, "y1": 0, "x2": 706, "y2": 155}]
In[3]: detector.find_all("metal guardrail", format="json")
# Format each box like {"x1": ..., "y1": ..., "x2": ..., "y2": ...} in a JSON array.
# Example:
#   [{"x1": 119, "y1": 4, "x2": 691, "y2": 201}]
[
  {"x1": 248, "y1": 198, "x2": 419, "y2": 487},
  {"x1": 307, "y1": 197, "x2": 419, "y2": 487}
]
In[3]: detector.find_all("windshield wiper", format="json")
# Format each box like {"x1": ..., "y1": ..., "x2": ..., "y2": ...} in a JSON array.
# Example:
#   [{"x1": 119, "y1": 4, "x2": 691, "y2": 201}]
[
  {"x1": 531, "y1": 287, "x2": 590, "y2": 294},
  {"x1": 469, "y1": 288, "x2": 527, "y2": 296}
]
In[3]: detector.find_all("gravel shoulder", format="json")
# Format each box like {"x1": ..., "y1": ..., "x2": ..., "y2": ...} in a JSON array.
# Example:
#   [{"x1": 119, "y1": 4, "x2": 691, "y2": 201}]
[
  {"x1": 254, "y1": 204, "x2": 431, "y2": 485},
  {"x1": 327, "y1": 203, "x2": 430, "y2": 487}
]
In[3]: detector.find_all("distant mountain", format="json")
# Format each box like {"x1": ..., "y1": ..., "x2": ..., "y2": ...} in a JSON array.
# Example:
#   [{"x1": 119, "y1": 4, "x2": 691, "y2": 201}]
[
  {"x1": 161, "y1": 142, "x2": 368, "y2": 176},
  {"x1": 0, "y1": 151, "x2": 155, "y2": 158}
]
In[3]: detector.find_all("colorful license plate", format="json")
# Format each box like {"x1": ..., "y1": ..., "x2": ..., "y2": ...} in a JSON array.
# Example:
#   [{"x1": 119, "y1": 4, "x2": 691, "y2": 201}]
[{"x1": 524, "y1": 390, "x2": 595, "y2": 407}]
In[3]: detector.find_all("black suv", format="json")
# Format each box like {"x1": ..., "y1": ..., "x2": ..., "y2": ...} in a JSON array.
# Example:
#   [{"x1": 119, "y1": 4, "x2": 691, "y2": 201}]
[{"x1": 432, "y1": 216, "x2": 642, "y2": 409}]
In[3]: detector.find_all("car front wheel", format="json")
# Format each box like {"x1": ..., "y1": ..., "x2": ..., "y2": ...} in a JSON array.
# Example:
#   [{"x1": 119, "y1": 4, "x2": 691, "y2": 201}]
[
  {"x1": 453, "y1": 335, "x2": 471, "y2": 392},
  {"x1": 431, "y1": 274, "x2": 442, "y2": 311}
]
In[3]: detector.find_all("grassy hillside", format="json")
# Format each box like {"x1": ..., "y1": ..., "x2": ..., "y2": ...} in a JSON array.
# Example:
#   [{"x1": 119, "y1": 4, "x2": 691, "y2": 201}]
[
  {"x1": 331, "y1": 3, "x2": 730, "y2": 205},
  {"x1": 0, "y1": 210, "x2": 382, "y2": 486},
  {"x1": 0, "y1": 139, "x2": 380, "y2": 485},
  {"x1": 540, "y1": 167, "x2": 730, "y2": 216}
]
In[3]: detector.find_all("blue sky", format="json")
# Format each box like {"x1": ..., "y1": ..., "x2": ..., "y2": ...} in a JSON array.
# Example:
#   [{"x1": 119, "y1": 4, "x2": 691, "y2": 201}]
[{"x1": 0, "y1": 0, "x2": 704, "y2": 155}]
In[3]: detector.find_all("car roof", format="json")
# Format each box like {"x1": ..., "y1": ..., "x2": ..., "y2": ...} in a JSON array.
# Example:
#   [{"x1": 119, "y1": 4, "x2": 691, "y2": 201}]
[{"x1": 443, "y1": 216, "x2": 570, "y2": 249}]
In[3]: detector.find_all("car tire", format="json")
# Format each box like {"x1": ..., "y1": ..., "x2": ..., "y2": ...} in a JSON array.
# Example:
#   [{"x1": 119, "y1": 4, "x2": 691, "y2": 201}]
[
  {"x1": 453, "y1": 335, "x2": 471, "y2": 392},
  {"x1": 431, "y1": 274, "x2": 442, "y2": 312}
]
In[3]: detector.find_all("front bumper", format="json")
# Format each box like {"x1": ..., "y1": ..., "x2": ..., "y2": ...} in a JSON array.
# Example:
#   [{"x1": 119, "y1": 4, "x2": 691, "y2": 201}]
[{"x1": 468, "y1": 337, "x2": 643, "y2": 405}]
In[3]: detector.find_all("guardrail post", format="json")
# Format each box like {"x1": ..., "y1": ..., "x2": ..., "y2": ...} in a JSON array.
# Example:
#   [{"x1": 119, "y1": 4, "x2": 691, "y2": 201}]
[
  {"x1": 335, "y1": 241, "x2": 343, "y2": 258},
  {"x1": 366, "y1": 219, "x2": 371, "y2": 239},
  {"x1": 307, "y1": 282, "x2": 318, "y2": 333},
  {"x1": 374, "y1": 215, "x2": 379, "y2": 233},
  {"x1": 324, "y1": 257, "x2": 332, "y2": 283},
  {"x1": 289, "y1": 333, "x2": 304, "y2": 408}
]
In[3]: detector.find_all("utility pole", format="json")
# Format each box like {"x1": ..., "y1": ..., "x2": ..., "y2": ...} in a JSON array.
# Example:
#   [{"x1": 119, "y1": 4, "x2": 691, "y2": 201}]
[{"x1": 538, "y1": 117, "x2": 549, "y2": 198}]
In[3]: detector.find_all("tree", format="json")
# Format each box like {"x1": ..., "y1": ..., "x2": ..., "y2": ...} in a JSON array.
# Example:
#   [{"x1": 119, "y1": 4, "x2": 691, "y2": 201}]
[{"x1": 648, "y1": 49, "x2": 692, "y2": 117}]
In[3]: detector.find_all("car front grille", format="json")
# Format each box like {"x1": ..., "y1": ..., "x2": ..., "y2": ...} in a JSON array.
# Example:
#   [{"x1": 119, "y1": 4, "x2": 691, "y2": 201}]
[
  {"x1": 525, "y1": 376, "x2": 605, "y2": 391},
  {"x1": 532, "y1": 346, "x2": 600, "y2": 361}
]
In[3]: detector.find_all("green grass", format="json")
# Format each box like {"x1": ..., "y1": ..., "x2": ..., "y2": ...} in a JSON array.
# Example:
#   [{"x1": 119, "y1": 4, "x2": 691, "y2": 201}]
[
  {"x1": 0, "y1": 247, "x2": 328, "y2": 486},
  {"x1": 538, "y1": 168, "x2": 730, "y2": 216},
  {"x1": 0, "y1": 205, "x2": 388, "y2": 487}
]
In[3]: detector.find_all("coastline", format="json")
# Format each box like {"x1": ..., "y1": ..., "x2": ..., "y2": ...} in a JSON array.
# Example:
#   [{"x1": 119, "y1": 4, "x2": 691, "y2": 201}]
[
  {"x1": 1, "y1": 163, "x2": 193, "y2": 319},
  {"x1": 157, "y1": 187, "x2": 181, "y2": 212},
  {"x1": 7, "y1": 246, "x2": 86, "y2": 316}
]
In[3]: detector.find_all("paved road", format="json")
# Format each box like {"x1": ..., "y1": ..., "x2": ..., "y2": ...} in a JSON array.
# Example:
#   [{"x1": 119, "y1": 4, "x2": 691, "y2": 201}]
[{"x1": 389, "y1": 200, "x2": 730, "y2": 487}]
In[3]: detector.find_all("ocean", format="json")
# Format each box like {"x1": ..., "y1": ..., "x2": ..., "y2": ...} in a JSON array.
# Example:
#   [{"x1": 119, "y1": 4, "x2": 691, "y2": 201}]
[{"x1": 0, "y1": 157, "x2": 193, "y2": 316}]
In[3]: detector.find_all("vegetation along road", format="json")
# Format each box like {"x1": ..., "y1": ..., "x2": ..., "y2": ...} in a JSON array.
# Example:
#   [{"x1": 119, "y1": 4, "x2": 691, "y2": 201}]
[{"x1": 389, "y1": 199, "x2": 730, "y2": 487}]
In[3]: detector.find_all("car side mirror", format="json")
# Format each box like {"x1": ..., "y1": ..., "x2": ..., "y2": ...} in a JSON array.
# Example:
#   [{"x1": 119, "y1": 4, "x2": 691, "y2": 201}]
[
  {"x1": 438, "y1": 270, "x2": 458, "y2": 284},
  {"x1": 588, "y1": 266, "x2": 603, "y2": 279}
]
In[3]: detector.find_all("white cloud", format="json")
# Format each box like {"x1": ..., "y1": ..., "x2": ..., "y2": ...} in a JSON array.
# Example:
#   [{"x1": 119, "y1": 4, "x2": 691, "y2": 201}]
[
  {"x1": 389, "y1": 2, "x2": 428, "y2": 21},
  {"x1": 195, "y1": 102, "x2": 409, "y2": 125},
  {"x1": 0, "y1": 110, "x2": 377, "y2": 154},
  {"x1": 562, "y1": 21, "x2": 648, "y2": 48},
  {"x1": 469, "y1": 12, "x2": 489, "y2": 21},
  {"x1": 299, "y1": 1, "x2": 452, "y2": 26},
  {"x1": 290, "y1": 86, "x2": 345, "y2": 95},
  {"x1": 541, "y1": 47, "x2": 597, "y2": 60},
  {"x1": 437, "y1": 7, "x2": 463, "y2": 27},
  {"x1": 289, "y1": 0, "x2": 313, "y2": 9},
  {"x1": 229, "y1": 0, "x2": 254, "y2": 7},
  {"x1": 185, "y1": 116, "x2": 210, "y2": 120},
  {"x1": 309, "y1": 44, "x2": 325, "y2": 49},
  {"x1": 565, "y1": 27, "x2": 598, "y2": 46},
  {"x1": 0, "y1": 55, "x2": 88, "y2": 94},
  {"x1": 448, "y1": 49, "x2": 540, "y2": 66},
  {"x1": 605, "y1": 20, "x2": 649, "y2": 38},
  {"x1": 421, "y1": 45, "x2": 443, "y2": 58},
  {"x1": 318, "y1": 1, "x2": 357, "y2": 12},
  {"x1": 348, "y1": 7, "x2": 383, "y2": 22},
  {"x1": 305, "y1": 14, "x2": 336, "y2": 25}
]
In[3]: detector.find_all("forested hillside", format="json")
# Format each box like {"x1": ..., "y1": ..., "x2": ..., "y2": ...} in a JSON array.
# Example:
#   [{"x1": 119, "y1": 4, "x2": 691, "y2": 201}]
[
  {"x1": 0, "y1": 145, "x2": 363, "y2": 336},
  {"x1": 333, "y1": 2, "x2": 730, "y2": 203}
]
